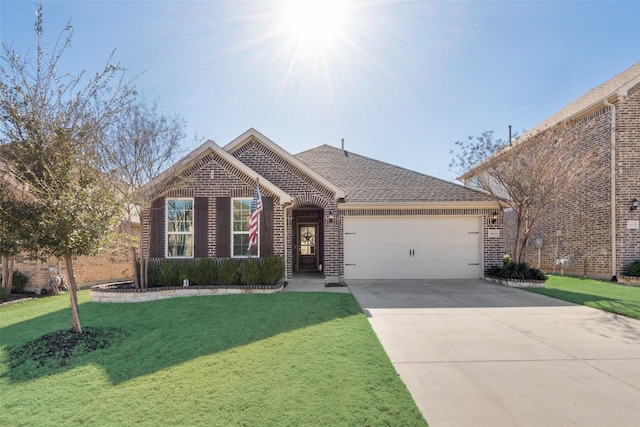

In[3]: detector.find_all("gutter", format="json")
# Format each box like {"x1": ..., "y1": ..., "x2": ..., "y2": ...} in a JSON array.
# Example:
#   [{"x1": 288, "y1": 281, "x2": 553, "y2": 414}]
[{"x1": 603, "y1": 98, "x2": 617, "y2": 281}]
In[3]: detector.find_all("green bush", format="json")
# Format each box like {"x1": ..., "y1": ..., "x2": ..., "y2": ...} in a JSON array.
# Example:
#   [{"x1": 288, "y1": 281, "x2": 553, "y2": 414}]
[
  {"x1": 179, "y1": 262, "x2": 195, "y2": 284},
  {"x1": 0, "y1": 270, "x2": 29, "y2": 293},
  {"x1": 260, "y1": 254, "x2": 285, "y2": 285},
  {"x1": 239, "y1": 258, "x2": 261, "y2": 285},
  {"x1": 158, "y1": 260, "x2": 181, "y2": 287},
  {"x1": 0, "y1": 287, "x2": 8, "y2": 302},
  {"x1": 623, "y1": 260, "x2": 640, "y2": 277},
  {"x1": 147, "y1": 262, "x2": 161, "y2": 287},
  {"x1": 190, "y1": 258, "x2": 218, "y2": 285},
  {"x1": 11, "y1": 271, "x2": 29, "y2": 293},
  {"x1": 218, "y1": 258, "x2": 239, "y2": 286},
  {"x1": 486, "y1": 262, "x2": 546, "y2": 281}
]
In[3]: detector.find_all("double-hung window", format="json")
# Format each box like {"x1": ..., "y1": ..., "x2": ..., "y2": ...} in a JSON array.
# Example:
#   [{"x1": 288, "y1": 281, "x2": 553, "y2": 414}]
[
  {"x1": 166, "y1": 198, "x2": 194, "y2": 258},
  {"x1": 232, "y1": 198, "x2": 258, "y2": 257}
]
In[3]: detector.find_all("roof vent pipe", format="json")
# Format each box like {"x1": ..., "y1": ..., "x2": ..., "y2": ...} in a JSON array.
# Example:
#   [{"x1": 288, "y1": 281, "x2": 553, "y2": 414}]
[
  {"x1": 509, "y1": 125, "x2": 512, "y2": 146},
  {"x1": 341, "y1": 138, "x2": 344, "y2": 151}
]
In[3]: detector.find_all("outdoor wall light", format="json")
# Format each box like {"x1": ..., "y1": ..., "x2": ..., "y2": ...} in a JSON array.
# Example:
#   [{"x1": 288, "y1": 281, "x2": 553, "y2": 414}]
[
  {"x1": 491, "y1": 211, "x2": 498, "y2": 224},
  {"x1": 327, "y1": 210, "x2": 335, "y2": 223},
  {"x1": 631, "y1": 198, "x2": 639, "y2": 212}
]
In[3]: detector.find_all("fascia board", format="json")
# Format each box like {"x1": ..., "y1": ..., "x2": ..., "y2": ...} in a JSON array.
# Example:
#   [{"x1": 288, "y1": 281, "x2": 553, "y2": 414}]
[
  {"x1": 224, "y1": 128, "x2": 347, "y2": 200},
  {"x1": 339, "y1": 200, "x2": 503, "y2": 211}
]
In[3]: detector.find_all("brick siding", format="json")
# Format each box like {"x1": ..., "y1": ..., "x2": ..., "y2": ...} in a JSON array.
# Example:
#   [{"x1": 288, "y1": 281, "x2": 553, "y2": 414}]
[{"x1": 500, "y1": 88, "x2": 639, "y2": 279}]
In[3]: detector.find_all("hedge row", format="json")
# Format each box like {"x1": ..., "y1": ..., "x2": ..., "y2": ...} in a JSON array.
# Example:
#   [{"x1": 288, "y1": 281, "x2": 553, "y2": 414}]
[{"x1": 147, "y1": 254, "x2": 285, "y2": 287}]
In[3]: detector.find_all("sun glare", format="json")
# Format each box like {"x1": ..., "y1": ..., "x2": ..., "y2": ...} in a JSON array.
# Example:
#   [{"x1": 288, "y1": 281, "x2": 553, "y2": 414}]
[{"x1": 279, "y1": 0, "x2": 348, "y2": 50}]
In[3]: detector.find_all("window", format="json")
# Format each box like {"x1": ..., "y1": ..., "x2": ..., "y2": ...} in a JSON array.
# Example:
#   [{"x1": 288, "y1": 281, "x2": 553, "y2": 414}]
[
  {"x1": 232, "y1": 198, "x2": 258, "y2": 257},
  {"x1": 166, "y1": 198, "x2": 194, "y2": 257}
]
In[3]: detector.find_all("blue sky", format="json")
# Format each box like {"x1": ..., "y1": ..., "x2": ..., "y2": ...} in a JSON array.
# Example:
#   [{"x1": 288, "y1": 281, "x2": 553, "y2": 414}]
[{"x1": 2, "y1": 1, "x2": 639, "y2": 182}]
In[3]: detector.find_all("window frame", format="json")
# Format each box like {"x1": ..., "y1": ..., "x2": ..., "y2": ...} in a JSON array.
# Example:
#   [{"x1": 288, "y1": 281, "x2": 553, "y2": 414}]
[
  {"x1": 231, "y1": 197, "x2": 259, "y2": 258},
  {"x1": 165, "y1": 197, "x2": 195, "y2": 258}
]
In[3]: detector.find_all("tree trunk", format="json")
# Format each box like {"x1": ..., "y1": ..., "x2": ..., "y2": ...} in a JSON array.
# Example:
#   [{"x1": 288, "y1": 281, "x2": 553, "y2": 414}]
[
  {"x1": 131, "y1": 245, "x2": 140, "y2": 288},
  {"x1": 1, "y1": 255, "x2": 14, "y2": 294},
  {"x1": 64, "y1": 256, "x2": 82, "y2": 334}
]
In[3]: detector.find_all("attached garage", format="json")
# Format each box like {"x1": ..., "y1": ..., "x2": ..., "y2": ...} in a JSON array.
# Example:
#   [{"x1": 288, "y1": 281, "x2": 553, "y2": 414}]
[{"x1": 344, "y1": 216, "x2": 483, "y2": 280}]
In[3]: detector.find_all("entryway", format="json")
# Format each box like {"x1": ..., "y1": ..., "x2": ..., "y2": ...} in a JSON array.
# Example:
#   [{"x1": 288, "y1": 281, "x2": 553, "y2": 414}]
[{"x1": 292, "y1": 206, "x2": 324, "y2": 273}]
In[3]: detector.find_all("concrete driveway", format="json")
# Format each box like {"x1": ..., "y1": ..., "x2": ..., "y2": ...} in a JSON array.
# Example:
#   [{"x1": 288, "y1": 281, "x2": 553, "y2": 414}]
[{"x1": 347, "y1": 279, "x2": 640, "y2": 427}]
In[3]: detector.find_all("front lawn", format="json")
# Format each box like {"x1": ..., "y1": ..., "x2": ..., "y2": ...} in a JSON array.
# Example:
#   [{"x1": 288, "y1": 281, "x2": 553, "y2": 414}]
[
  {"x1": 526, "y1": 275, "x2": 640, "y2": 320},
  {"x1": 0, "y1": 291, "x2": 427, "y2": 426}
]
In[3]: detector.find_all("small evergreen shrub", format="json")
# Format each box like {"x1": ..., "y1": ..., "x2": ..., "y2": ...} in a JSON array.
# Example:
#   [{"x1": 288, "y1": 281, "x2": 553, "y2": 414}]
[
  {"x1": 0, "y1": 270, "x2": 29, "y2": 293},
  {"x1": 11, "y1": 271, "x2": 29, "y2": 293},
  {"x1": 190, "y1": 258, "x2": 218, "y2": 285},
  {"x1": 218, "y1": 258, "x2": 239, "y2": 286},
  {"x1": 260, "y1": 254, "x2": 285, "y2": 285},
  {"x1": 158, "y1": 260, "x2": 181, "y2": 287},
  {"x1": 147, "y1": 262, "x2": 161, "y2": 287},
  {"x1": 623, "y1": 260, "x2": 640, "y2": 277},
  {"x1": 486, "y1": 262, "x2": 546, "y2": 281},
  {"x1": 239, "y1": 258, "x2": 261, "y2": 285},
  {"x1": 179, "y1": 262, "x2": 195, "y2": 284}
]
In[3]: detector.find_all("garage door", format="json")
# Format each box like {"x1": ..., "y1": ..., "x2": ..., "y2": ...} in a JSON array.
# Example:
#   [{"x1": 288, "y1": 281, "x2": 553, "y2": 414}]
[{"x1": 344, "y1": 216, "x2": 482, "y2": 280}]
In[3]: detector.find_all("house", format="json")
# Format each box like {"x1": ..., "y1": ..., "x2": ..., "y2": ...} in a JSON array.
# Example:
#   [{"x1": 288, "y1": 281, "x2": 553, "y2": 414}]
[
  {"x1": 459, "y1": 61, "x2": 640, "y2": 280},
  {"x1": 141, "y1": 128, "x2": 502, "y2": 283}
]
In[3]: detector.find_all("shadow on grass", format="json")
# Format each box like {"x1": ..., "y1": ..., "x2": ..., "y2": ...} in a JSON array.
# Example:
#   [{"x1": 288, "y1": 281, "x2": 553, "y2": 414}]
[
  {"x1": 1, "y1": 293, "x2": 361, "y2": 385},
  {"x1": 527, "y1": 287, "x2": 640, "y2": 320}
]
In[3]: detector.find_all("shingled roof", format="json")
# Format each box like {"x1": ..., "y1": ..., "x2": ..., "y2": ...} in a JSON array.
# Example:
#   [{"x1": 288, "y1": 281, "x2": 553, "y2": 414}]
[{"x1": 295, "y1": 144, "x2": 495, "y2": 204}]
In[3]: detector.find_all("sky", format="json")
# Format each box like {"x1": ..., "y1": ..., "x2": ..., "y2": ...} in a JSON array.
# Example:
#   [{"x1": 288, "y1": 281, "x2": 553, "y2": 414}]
[{"x1": 1, "y1": 1, "x2": 639, "y2": 182}]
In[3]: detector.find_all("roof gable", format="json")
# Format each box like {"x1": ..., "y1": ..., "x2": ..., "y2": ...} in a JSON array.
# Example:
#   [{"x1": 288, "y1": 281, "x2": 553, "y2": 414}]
[
  {"x1": 143, "y1": 139, "x2": 292, "y2": 204},
  {"x1": 295, "y1": 145, "x2": 496, "y2": 206},
  {"x1": 224, "y1": 128, "x2": 346, "y2": 200}
]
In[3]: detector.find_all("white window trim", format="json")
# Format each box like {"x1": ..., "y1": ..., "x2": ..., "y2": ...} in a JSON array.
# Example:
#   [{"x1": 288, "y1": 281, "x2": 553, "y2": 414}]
[
  {"x1": 231, "y1": 197, "x2": 259, "y2": 258},
  {"x1": 166, "y1": 197, "x2": 194, "y2": 258}
]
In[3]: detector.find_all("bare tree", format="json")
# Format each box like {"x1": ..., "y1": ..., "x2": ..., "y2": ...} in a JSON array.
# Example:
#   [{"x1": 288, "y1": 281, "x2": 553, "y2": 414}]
[
  {"x1": 451, "y1": 123, "x2": 598, "y2": 264},
  {"x1": 0, "y1": 4, "x2": 135, "y2": 331},
  {"x1": 98, "y1": 101, "x2": 188, "y2": 288}
]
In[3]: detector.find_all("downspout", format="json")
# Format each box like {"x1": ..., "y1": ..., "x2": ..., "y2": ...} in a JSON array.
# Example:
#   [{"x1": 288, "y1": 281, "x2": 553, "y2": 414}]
[
  {"x1": 283, "y1": 202, "x2": 293, "y2": 282},
  {"x1": 603, "y1": 99, "x2": 617, "y2": 281}
]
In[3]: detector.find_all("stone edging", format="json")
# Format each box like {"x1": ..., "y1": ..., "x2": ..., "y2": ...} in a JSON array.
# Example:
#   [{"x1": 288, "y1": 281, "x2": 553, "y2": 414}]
[
  {"x1": 617, "y1": 276, "x2": 640, "y2": 287},
  {"x1": 91, "y1": 283, "x2": 283, "y2": 303},
  {"x1": 485, "y1": 276, "x2": 546, "y2": 288}
]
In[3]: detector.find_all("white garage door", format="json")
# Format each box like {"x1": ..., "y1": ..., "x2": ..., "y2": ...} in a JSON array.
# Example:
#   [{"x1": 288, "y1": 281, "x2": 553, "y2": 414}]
[{"x1": 344, "y1": 216, "x2": 482, "y2": 280}]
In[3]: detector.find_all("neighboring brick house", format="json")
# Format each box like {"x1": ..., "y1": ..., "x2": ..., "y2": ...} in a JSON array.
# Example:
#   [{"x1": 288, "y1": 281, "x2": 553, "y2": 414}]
[
  {"x1": 459, "y1": 61, "x2": 640, "y2": 280},
  {"x1": 142, "y1": 128, "x2": 502, "y2": 282}
]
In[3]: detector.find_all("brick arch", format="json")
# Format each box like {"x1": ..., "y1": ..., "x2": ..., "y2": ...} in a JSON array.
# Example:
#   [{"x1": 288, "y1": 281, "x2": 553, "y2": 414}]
[{"x1": 292, "y1": 194, "x2": 330, "y2": 209}]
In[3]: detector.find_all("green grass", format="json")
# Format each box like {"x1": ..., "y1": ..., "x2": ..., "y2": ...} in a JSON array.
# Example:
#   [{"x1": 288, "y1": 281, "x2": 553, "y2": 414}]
[
  {"x1": 526, "y1": 275, "x2": 640, "y2": 320},
  {"x1": 0, "y1": 291, "x2": 427, "y2": 427}
]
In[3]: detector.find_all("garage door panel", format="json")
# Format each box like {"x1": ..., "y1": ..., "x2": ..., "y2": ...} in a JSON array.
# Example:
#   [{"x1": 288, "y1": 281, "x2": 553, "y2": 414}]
[{"x1": 344, "y1": 216, "x2": 482, "y2": 280}]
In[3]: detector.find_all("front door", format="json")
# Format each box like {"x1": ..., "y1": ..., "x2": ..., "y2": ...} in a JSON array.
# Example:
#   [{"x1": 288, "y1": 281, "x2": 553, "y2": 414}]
[{"x1": 298, "y1": 224, "x2": 318, "y2": 270}]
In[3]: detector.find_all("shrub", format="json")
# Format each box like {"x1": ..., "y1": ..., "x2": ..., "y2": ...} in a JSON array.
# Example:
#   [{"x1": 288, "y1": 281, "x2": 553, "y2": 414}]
[
  {"x1": 147, "y1": 262, "x2": 161, "y2": 287},
  {"x1": 179, "y1": 262, "x2": 195, "y2": 284},
  {"x1": 158, "y1": 260, "x2": 181, "y2": 287},
  {"x1": 218, "y1": 258, "x2": 239, "y2": 286},
  {"x1": 11, "y1": 271, "x2": 29, "y2": 293},
  {"x1": 260, "y1": 254, "x2": 285, "y2": 285},
  {"x1": 486, "y1": 262, "x2": 546, "y2": 281},
  {"x1": 239, "y1": 258, "x2": 261, "y2": 285},
  {"x1": 190, "y1": 258, "x2": 218, "y2": 285},
  {"x1": 623, "y1": 260, "x2": 640, "y2": 277},
  {"x1": 0, "y1": 287, "x2": 8, "y2": 302},
  {"x1": 0, "y1": 270, "x2": 29, "y2": 293}
]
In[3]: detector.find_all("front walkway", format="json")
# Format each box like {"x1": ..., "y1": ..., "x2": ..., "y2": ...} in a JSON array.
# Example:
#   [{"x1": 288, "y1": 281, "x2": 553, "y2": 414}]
[
  {"x1": 283, "y1": 272, "x2": 350, "y2": 293},
  {"x1": 347, "y1": 279, "x2": 640, "y2": 427}
]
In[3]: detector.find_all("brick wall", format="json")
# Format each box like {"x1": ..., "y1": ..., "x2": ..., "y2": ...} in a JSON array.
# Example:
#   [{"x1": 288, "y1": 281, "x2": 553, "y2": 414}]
[
  {"x1": 616, "y1": 83, "x2": 640, "y2": 274},
  {"x1": 11, "y1": 225, "x2": 137, "y2": 291},
  {"x1": 499, "y1": 89, "x2": 639, "y2": 279}
]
